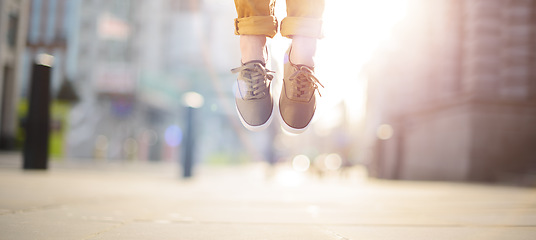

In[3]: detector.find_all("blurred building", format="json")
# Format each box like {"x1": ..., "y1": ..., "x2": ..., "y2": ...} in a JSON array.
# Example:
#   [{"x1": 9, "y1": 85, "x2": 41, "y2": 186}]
[
  {"x1": 24, "y1": 0, "x2": 77, "y2": 90},
  {"x1": 65, "y1": 0, "x2": 141, "y2": 159},
  {"x1": 21, "y1": 0, "x2": 80, "y2": 157},
  {"x1": 365, "y1": 0, "x2": 536, "y2": 183},
  {"x1": 66, "y1": 0, "x2": 247, "y2": 163},
  {"x1": 4, "y1": 0, "x2": 296, "y2": 165},
  {"x1": 0, "y1": 0, "x2": 30, "y2": 150}
]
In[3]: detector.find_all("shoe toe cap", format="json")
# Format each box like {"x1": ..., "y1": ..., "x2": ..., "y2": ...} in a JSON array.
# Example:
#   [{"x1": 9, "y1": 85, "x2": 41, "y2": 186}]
[
  {"x1": 279, "y1": 99, "x2": 315, "y2": 129},
  {"x1": 236, "y1": 97, "x2": 273, "y2": 126}
]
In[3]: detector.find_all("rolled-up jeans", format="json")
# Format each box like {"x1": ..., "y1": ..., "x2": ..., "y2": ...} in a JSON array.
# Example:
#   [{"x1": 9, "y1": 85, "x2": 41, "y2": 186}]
[{"x1": 234, "y1": 0, "x2": 325, "y2": 39}]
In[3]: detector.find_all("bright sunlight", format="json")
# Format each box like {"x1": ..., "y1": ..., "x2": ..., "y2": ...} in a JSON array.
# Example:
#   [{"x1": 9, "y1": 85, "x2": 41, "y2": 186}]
[{"x1": 272, "y1": 0, "x2": 408, "y2": 133}]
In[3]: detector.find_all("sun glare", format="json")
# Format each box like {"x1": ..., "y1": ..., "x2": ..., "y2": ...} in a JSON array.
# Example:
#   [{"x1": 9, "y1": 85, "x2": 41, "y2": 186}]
[
  {"x1": 320, "y1": 0, "x2": 408, "y2": 64},
  {"x1": 316, "y1": 0, "x2": 408, "y2": 127},
  {"x1": 272, "y1": 1, "x2": 407, "y2": 131}
]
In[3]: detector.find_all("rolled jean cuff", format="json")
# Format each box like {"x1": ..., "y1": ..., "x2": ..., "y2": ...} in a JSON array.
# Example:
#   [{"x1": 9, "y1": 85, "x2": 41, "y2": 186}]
[
  {"x1": 234, "y1": 16, "x2": 278, "y2": 38},
  {"x1": 280, "y1": 17, "x2": 323, "y2": 39}
]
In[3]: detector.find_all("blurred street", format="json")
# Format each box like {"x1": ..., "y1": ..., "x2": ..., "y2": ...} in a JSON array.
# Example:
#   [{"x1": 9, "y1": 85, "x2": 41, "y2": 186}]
[
  {"x1": 1, "y1": 1, "x2": 536, "y2": 238},
  {"x1": 1, "y1": 153, "x2": 535, "y2": 240}
]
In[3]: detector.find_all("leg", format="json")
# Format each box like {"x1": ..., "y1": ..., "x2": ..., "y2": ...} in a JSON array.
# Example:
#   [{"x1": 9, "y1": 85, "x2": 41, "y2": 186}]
[
  {"x1": 282, "y1": 0, "x2": 325, "y2": 66},
  {"x1": 232, "y1": 0, "x2": 278, "y2": 131},
  {"x1": 278, "y1": 0, "x2": 325, "y2": 134},
  {"x1": 234, "y1": 0, "x2": 277, "y2": 63},
  {"x1": 290, "y1": 35, "x2": 317, "y2": 67},
  {"x1": 240, "y1": 35, "x2": 267, "y2": 64}
]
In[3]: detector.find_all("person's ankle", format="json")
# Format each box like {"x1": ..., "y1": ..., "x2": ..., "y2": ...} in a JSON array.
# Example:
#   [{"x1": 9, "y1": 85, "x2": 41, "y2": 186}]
[
  {"x1": 290, "y1": 36, "x2": 317, "y2": 67},
  {"x1": 240, "y1": 35, "x2": 267, "y2": 64}
]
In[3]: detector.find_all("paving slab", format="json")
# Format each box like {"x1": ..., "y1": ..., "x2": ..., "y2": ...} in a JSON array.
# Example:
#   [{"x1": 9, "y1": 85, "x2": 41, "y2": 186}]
[{"x1": 0, "y1": 155, "x2": 535, "y2": 239}]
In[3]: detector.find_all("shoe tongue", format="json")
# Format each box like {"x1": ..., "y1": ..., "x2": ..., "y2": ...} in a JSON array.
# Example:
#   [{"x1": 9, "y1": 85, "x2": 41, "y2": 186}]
[{"x1": 243, "y1": 60, "x2": 265, "y2": 67}]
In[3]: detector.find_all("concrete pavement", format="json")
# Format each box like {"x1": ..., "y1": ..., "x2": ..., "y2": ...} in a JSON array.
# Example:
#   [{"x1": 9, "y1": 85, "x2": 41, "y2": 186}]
[{"x1": 1, "y1": 153, "x2": 535, "y2": 239}]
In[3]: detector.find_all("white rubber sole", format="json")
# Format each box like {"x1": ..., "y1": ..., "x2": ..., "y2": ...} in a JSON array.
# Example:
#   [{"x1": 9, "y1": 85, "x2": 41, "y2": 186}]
[{"x1": 278, "y1": 108, "x2": 312, "y2": 135}]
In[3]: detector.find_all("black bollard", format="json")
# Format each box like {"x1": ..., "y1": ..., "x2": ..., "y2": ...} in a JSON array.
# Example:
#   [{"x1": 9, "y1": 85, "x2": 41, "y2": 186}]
[
  {"x1": 23, "y1": 61, "x2": 52, "y2": 170},
  {"x1": 182, "y1": 106, "x2": 194, "y2": 178},
  {"x1": 180, "y1": 92, "x2": 203, "y2": 179}
]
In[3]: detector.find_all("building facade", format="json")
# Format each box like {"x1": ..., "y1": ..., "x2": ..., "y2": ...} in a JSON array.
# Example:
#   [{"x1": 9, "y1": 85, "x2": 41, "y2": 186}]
[
  {"x1": 67, "y1": 0, "x2": 248, "y2": 163},
  {"x1": 0, "y1": 0, "x2": 29, "y2": 150},
  {"x1": 365, "y1": 0, "x2": 536, "y2": 183}
]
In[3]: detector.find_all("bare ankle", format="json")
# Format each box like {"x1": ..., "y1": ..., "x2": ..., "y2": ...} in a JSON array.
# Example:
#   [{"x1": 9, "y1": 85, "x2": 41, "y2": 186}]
[
  {"x1": 290, "y1": 36, "x2": 317, "y2": 67},
  {"x1": 240, "y1": 35, "x2": 267, "y2": 64}
]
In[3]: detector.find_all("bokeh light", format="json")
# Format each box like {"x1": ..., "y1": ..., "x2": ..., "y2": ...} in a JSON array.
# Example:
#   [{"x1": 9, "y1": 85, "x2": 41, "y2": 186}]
[
  {"x1": 292, "y1": 155, "x2": 311, "y2": 172},
  {"x1": 144, "y1": 130, "x2": 158, "y2": 146},
  {"x1": 123, "y1": 137, "x2": 138, "y2": 158},
  {"x1": 324, "y1": 153, "x2": 342, "y2": 171},
  {"x1": 182, "y1": 92, "x2": 204, "y2": 108},
  {"x1": 164, "y1": 125, "x2": 183, "y2": 147},
  {"x1": 377, "y1": 124, "x2": 394, "y2": 140},
  {"x1": 95, "y1": 135, "x2": 109, "y2": 151}
]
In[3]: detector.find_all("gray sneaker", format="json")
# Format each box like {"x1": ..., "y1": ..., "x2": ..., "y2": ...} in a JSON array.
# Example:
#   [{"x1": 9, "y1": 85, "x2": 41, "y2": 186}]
[
  {"x1": 279, "y1": 50, "x2": 323, "y2": 134},
  {"x1": 231, "y1": 61, "x2": 274, "y2": 131}
]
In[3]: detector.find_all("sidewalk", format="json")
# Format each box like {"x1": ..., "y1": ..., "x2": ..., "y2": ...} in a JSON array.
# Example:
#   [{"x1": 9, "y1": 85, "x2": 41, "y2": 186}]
[{"x1": 1, "y1": 153, "x2": 535, "y2": 239}]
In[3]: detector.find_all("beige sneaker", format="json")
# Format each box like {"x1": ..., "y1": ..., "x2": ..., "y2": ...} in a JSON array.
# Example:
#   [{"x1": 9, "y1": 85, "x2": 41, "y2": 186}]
[
  {"x1": 279, "y1": 48, "x2": 323, "y2": 134},
  {"x1": 231, "y1": 61, "x2": 275, "y2": 131}
]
